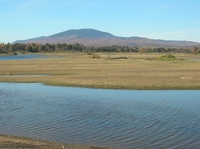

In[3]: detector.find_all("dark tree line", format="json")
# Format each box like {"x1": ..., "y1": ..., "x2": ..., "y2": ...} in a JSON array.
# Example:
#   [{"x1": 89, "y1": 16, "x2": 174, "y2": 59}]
[{"x1": 0, "y1": 42, "x2": 199, "y2": 54}]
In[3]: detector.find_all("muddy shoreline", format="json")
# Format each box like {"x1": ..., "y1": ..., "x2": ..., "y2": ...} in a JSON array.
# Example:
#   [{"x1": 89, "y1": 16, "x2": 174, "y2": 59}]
[{"x1": 0, "y1": 134, "x2": 114, "y2": 149}]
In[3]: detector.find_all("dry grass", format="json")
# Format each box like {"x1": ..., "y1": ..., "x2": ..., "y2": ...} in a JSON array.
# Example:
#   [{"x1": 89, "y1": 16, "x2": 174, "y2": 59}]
[
  {"x1": 0, "y1": 53, "x2": 200, "y2": 90},
  {"x1": 0, "y1": 134, "x2": 113, "y2": 149}
]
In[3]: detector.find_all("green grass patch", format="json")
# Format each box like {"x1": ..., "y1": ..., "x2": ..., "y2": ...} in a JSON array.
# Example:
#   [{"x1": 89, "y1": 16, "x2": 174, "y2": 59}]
[{"x1": 156, "y1": 54, "x2": 177, "y2": 61}]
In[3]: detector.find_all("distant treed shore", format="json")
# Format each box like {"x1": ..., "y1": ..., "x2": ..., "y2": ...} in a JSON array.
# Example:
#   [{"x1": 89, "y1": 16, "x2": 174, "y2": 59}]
[{"x1": 0, "y1": 42, "x2": 200, "y2": 54}]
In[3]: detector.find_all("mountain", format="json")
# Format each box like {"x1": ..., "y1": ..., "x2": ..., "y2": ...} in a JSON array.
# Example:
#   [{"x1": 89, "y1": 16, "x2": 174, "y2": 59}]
[
  {"x1": 49, "y1": 29, "x2": 115, "y2": 39},
  {"x1": 14, "y1": 29, "x2": 200, "y2": 47}
]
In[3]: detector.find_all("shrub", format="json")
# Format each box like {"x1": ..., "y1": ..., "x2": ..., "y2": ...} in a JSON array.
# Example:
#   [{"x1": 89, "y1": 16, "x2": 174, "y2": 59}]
[
  {"x1": 156, "y1": 54, "x2": 176, "y2": 61},
  {"x1": 166, "y1": 54, "x2": 176, "y2": 59},
  {"x1": 91, "y1": 54, "x2": 101, "y2": 59}
]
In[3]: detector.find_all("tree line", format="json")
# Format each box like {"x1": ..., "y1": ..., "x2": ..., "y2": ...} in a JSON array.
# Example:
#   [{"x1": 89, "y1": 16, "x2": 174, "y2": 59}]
[{"x1": 0, "y1": 42, "x2": 199, "y2": 54}]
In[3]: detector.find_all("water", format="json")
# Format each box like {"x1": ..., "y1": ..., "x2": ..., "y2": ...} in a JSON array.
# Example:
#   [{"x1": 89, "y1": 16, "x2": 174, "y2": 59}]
[
  {"x1": 0, "y1": 54, "x2": 45, "y2": 60},
  {"x1": 0, "y1": 83, "x2": 200, "y2": 148}
]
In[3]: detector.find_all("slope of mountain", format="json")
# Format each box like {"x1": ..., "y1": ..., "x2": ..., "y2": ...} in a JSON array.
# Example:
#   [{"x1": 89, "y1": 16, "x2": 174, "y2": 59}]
[
  {"x1": 14, "y1": 36, "x2": 46, "y2": 43},
  {"x1": 14, "y1": 29, "x2": 200, "y2": 47}
]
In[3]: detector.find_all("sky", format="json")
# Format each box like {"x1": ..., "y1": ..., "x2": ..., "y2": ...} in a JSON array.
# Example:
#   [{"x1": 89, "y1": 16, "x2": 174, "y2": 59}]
[{"x1": 1, "y1": 0, "x2": 200, "y2": 43}]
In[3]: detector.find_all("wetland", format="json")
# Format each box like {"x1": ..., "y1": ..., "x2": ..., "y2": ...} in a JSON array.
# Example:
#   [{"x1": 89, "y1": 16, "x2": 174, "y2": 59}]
[
  {"x1": 0, "y1": 53, "x2": 200, "y2": 90},
  {"x1": 0, "y1": 53, "x2": 200, "y2": 148}
]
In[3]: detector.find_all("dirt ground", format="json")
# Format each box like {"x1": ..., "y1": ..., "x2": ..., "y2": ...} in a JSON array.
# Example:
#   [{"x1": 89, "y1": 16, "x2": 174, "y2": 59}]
[{"x1": 0, "y1": 135, "x2": 114, "y2": 149}]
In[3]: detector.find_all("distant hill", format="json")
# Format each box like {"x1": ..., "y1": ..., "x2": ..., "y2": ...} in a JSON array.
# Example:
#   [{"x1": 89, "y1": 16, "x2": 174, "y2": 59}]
[{"x1": 14, "y1": 29, "x2": 200, "y2": 47}]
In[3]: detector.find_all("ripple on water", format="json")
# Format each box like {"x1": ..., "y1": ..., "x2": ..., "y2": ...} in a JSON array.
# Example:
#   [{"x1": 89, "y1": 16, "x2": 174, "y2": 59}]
[{"x1": 0, "y1": 83, "x2": 200, "y2": 148}]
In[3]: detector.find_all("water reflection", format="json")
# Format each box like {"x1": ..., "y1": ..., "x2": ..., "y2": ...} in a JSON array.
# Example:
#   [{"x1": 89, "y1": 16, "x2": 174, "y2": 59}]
[{"x1": 0, "y1": 83, "x2": 200, "y2": 148}]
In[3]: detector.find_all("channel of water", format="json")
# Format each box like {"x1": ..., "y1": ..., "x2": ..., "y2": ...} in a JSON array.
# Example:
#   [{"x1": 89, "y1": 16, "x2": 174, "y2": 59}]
[{"x1": 0, "y1": 83, "x2": 200, "y2": 148}]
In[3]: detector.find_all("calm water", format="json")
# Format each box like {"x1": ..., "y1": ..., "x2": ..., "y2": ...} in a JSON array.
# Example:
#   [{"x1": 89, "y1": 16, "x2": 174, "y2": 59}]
[
  {"x1": 0, "y1": 83, "x2": 200, "y2": 148},
  {"x1": 0, "y1": 54, "x2": 45, "y2": 60}
]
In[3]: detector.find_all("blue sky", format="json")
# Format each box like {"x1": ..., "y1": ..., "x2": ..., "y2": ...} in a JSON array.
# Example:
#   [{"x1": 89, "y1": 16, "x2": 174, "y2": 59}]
[{"x1": 1, "y1": 0, "x2": 200, "y2": 43}]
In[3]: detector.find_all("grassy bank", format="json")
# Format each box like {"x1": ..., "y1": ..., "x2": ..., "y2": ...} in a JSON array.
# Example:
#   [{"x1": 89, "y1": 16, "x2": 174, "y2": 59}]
[
  {"x1": 0, "y1": 53, "x2": 200, "y2": 90},
  {"x1": 0, "y1": 134, "x2": 113, "y2": 149}
]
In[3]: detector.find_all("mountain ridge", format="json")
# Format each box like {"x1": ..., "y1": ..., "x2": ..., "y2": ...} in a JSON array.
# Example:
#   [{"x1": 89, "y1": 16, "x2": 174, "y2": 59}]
[
  {"x1": 14, "y1": 29, "x2": 200, "y2": 47},
  {"x1": 48, "y1": 29, "x2": 115, "y2": 39}
]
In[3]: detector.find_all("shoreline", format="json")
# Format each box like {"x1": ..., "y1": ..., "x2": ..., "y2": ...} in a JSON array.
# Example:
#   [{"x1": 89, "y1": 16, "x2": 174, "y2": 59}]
[
  {"x1": 0, "y1": 80, "x2": 200, "y2": 90},
  {"x1": 0, "y1": 134, "x2": 114, "y2": 149}
]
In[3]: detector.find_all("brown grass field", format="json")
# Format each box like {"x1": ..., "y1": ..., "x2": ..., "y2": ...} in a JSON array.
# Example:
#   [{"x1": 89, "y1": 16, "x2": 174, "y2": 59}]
[{"x1": 0, "y1": 53, "x2": 200, "y2": 90}]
